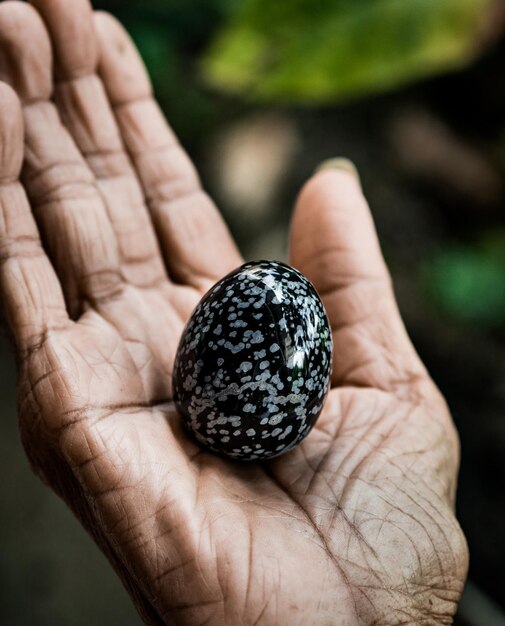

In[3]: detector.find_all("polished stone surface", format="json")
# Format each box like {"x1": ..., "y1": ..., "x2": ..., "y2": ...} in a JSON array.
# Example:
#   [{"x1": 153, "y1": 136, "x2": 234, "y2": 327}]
[{"x1": 173, "y1": 260, "x2": 332, "y2": 460}]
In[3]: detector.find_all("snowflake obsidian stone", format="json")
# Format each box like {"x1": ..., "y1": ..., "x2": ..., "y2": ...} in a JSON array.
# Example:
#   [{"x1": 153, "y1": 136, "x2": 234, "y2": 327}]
[{"x1": 173, "y1": 260, "x2": 333, "y2": 460}]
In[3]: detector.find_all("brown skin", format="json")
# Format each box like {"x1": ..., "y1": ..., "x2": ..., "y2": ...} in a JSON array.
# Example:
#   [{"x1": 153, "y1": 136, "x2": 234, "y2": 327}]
[{"x1": 0, "y1": 1, "x2": 468, "y2": 624}]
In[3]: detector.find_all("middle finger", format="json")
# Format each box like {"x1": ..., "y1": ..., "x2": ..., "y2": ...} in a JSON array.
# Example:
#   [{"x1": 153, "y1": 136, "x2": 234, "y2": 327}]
[{"x1": 30, "y1": 0, "x2": 168, "y2": 291}]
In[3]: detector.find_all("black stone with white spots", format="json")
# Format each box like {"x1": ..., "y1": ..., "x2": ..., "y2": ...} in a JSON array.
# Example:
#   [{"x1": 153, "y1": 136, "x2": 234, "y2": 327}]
[{"x1": 173, "y1": 260, "x2": 333, "y2": 460}]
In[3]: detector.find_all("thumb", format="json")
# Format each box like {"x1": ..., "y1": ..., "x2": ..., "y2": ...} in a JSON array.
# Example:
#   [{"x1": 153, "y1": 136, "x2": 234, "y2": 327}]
[{"x1": 289, "y1": 159, "x2": 429, "y2": 401}]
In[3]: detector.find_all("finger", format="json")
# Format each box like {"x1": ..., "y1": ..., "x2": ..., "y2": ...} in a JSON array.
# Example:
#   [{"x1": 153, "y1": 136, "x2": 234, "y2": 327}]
[
  {"x1": 290, "y1": 164, "x2": 430, "y2": 399},
  {"x1": 0, "y1": 82, "x2": 69, "y2": 352},
  {"x1": 29, "y1": 0, "x2": 168, "y2": 290},
  {"x1": 94, "y1": 11, "x2": 242, "y2": 290},
  {"x1": 0, "y1": 2, "x2": 122, "y2": 315}
]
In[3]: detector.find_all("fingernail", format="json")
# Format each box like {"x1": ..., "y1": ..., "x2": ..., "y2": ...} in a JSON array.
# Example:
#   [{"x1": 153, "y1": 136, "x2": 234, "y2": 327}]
[{"x1": 314, "y1": 157, "x2": 361, "y2": 187}]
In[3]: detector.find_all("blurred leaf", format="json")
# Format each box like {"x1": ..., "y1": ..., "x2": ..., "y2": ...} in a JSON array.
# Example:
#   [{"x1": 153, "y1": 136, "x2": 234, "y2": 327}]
[
  {"x1": 423, "y1": 233, "x2": 505, "y2": 328},
  {"x1": 202, "y1": 0, "x2": 496, "y2": 104}
]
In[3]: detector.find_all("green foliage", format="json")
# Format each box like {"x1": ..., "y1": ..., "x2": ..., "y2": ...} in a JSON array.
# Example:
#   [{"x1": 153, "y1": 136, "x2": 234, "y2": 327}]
[
  {"x1": 423, "y1": 233, "x2": 505, "y2": 329},
  {"x1": 202, "y1": 0, "x2": 495, "y2": 104}
]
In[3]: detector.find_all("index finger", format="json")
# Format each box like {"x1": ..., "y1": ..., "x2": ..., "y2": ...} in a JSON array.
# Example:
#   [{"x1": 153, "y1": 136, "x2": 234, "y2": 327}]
[{"x1": 94, "y1": 11, "x2": 243, "y2": 291}]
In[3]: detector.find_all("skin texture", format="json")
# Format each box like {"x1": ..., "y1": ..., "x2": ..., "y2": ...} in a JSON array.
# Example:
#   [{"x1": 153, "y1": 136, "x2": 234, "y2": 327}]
[{"x1": 0, "y1": 1, "x2": 468, "y2": 624}]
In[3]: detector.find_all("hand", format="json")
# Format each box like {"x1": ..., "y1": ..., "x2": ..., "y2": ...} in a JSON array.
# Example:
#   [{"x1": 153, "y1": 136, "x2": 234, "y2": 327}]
[{"x1": 0, "y1": 1, "x2": 468, "y2": 624}]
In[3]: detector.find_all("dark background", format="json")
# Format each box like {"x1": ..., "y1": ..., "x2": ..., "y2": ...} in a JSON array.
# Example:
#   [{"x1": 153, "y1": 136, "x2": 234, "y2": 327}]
[{"x1": 1, "y1": 1, "x2": 504, "y2": 624}]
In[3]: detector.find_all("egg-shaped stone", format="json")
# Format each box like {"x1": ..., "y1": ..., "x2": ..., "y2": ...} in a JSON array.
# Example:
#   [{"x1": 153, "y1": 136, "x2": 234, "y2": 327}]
[{"x1": 173, "y1": 260, "x2": 332, "y2": 460}]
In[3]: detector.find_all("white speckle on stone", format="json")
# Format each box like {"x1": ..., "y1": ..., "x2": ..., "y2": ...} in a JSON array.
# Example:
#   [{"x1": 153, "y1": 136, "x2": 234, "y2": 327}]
[{"x1": 238, "y1": 361, "x2": 253, "y2": 373}]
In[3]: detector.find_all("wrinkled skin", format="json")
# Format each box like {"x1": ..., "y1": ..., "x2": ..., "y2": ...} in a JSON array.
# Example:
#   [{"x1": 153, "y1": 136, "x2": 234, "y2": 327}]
[{"x1": 0, "y1": 1, "x2": 468, "y2": 624}]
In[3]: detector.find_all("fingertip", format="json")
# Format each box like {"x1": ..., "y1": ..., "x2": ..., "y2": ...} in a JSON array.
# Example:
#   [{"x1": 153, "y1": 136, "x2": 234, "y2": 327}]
[
  {"x1": 0, "y1": 1, "x2": 53, "y2": 101},
  {"x1": 93, "y1": 9, "x2": 132, "y2": 64},
  {"x1": 314, "y1": 157, "x2": 362, "y2": 184},
  {"x1": 30, "y1": 0, "x2": 98, "y2": 78},
  {"x1": 0, "y1": 82, "x2": 24, "y2": 180},
  {"x1": 94, "y1": 10, "x2": 151, "y2": 104},
  {"x1": 94, "y1": 9, "x2": 122, "y2": 34},
  {"x1": 298, "y1": 162, "x2": 363, "y2": 211},
  {"x1": 292, "y1": 163, "x2": 367, "y2": 245}
]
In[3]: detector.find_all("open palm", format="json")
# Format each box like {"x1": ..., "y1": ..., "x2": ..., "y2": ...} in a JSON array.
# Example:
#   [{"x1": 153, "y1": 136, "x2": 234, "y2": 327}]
[{"x1": 0, "y1": 1, "x2": 467, "y2": 624}]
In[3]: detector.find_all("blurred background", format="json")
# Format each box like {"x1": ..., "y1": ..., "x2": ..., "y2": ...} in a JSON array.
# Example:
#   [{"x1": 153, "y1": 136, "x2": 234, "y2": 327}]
[{"x1": 1, "y1": 0, "x2": 505, "y2": 623}]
